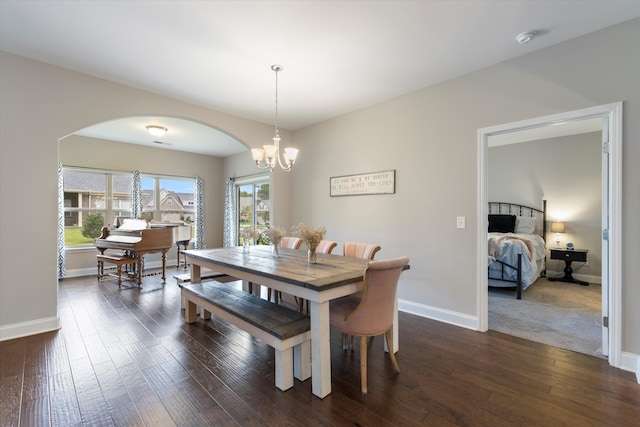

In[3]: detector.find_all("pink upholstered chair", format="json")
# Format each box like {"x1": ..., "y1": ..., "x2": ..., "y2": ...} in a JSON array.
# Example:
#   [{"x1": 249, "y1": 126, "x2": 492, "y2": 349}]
[
  {"x1": 280, "y1": 236, "x2": 303, "y2": 250},
  {"x1": 340, "y1": 242, "x2": 381, "y2": 346},
  {"x1": 268, "y1": 236, "x2": 303, "y2": 303},
  {"x1": 316, "y1": 240, "x2": 338, "y2": 254},
  {"x1": 343, "y1": 242, "x2": 381, "y2": 260},
  {"x1": 330, "y1": 256, "x2": 409, "y2": 394}
]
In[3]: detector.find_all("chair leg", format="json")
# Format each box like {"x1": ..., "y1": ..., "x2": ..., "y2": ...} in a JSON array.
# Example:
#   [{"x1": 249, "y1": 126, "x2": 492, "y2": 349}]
[
  {"x1": 360, "y1": 336, "x2": 368, "y2": 394},
  {"x1": 385, "y1": 329, "x2": 400, "y2": 372}
]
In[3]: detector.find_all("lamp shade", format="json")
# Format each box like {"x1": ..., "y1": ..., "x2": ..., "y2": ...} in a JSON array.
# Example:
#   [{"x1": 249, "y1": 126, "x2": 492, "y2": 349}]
[{"x1": 551, "y1": 222, "x2": 565, "y2": 233}]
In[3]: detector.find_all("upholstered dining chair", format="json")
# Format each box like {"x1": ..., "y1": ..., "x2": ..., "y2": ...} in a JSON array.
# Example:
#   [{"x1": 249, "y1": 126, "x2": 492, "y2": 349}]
[
  {"x1": 340, "y1": 242, "x2": 381, "y2": 347},
  {"x1": 268, "y1": 236, "x2": 303, "y2": 304},
  {"x1": 316, "y1": 240, "x2": 338, "y2": 254},
  {"x1": 343, "y1": 242, "x2": 381, "y2": 260},
  {"x1": 280, "y1": 236, "x2": 303, "y2": 250},
  {"x1": 330, "y1": 256, "x2": 410, "y2": 394}
]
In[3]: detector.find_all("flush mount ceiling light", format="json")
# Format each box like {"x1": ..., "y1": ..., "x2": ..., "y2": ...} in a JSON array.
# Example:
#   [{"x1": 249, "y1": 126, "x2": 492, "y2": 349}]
[
  {"x1": 251, "y1": 64, "x2": 299, "y2": 172},
  {"x1": 516, "y1": 31, "x2": 535, "y2": 44},
  {"x1": 146, "y1": 125, "x2": 168, "y2": 137}
]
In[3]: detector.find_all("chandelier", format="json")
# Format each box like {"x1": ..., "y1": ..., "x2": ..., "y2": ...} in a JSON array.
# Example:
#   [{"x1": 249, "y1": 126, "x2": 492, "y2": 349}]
[{"x1": 251, "y1": 65, "x2": 298, "y2": 172}]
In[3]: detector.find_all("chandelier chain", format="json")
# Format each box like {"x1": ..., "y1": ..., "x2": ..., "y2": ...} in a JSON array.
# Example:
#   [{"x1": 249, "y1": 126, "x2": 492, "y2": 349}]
[{"x1": 274, "y1": 65, "x2": 279, "y2": 137}]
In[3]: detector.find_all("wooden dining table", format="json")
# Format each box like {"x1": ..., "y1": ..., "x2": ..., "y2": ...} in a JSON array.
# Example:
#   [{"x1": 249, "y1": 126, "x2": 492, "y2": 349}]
[{"x1": 182, "y1": 245, "x2": 402, "y2": 398}]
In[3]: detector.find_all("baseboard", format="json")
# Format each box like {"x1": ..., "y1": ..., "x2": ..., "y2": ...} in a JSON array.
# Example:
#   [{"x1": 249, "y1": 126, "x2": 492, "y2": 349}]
[
  {"x1": 0, "y1": 316, "x2": 61, "y2": 341},
  {"x1": 620, "y1": 352, "x2": 640, "y2": 383},
  {"x1": 398, "y1": 299, "x2": 478, "y2": 330},
  {"x1": 63, "y1": 259, "x2": 176, "y2": 279}
]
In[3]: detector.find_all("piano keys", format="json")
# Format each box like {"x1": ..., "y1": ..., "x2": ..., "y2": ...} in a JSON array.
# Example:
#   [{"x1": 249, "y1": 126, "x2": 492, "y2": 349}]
[{"x1": 94, "y1": 219, "x2": 173, "y2": 284}]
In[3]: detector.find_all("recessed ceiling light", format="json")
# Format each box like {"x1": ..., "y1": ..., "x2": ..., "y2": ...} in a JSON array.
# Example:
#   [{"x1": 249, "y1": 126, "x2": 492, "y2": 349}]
[
  {"x1": 516, "y1": 32, "x2": 535, "y2": 44},
  {"x1": 146, "y1": 125, "x2": 168, "y2": 137}
]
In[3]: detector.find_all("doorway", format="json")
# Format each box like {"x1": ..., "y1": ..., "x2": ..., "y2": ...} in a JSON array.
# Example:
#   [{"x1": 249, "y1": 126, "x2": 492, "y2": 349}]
[{"x1": 477, "y1": 102, "x2": 623, "y2": 368}]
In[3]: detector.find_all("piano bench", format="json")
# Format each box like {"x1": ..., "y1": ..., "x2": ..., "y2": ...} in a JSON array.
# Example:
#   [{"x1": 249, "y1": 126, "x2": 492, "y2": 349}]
[{"x1": 97, "y1": 254, "x2": 139, "y2": 288}]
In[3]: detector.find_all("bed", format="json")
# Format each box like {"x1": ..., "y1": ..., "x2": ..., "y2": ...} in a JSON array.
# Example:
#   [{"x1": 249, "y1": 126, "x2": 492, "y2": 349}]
[{"x1": 488, "y1": 201, "x2": 547, "y2": 299}]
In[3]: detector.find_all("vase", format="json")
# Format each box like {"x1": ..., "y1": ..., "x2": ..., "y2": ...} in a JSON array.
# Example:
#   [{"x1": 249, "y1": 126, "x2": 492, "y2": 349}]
[
  {"x1": 308, "y1": 245, "x2": 317, "y2": 264},
  {"x1": 243, "y1": 240, "x2": 250, "y2": 253},
  {"x1": 272, "y1": 242, "x2": 280, "y2": 257}
]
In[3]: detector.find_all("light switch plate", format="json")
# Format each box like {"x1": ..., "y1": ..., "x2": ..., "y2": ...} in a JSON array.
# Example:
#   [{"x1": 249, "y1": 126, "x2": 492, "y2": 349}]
[{"x1": 456, "y1": 216, "x2": 465, "y2": 229}]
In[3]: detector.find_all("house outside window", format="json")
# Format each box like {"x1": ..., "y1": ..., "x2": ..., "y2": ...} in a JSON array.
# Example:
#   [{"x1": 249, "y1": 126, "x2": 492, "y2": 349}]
[{"x1": 142, "y1": 176, "x2": 196, "y2": 236}]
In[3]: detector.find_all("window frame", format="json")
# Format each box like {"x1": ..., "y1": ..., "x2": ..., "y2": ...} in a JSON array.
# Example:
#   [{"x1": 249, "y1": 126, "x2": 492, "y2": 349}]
[{"x1": 62, "y1": 167, "x2": 196, "y2": 248}]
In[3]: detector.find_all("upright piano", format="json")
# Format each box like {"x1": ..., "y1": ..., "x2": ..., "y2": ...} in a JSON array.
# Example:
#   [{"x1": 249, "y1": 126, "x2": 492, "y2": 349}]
[{"x1": 94, "y1": 219, "x2": 174, "y2": 284}]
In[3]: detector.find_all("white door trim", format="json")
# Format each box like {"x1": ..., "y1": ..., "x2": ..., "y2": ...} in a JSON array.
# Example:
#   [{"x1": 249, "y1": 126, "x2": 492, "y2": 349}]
[{"x1": 477, "y1": 102, "x2": 623, "y2": 368}]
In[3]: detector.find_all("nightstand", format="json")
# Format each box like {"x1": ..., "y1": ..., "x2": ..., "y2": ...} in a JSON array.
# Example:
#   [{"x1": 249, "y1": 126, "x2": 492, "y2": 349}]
[{"x1": 548, "y1": 248, "x2": 589, "y2": 286}]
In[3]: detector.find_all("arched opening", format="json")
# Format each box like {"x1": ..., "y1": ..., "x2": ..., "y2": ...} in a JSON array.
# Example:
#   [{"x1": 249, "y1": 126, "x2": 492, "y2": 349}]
[{"x1": 57, "y1": 115, "x2": 248, "y2": 278}]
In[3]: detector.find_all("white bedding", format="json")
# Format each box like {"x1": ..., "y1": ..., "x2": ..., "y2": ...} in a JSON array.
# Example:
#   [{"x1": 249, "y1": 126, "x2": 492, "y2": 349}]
[{"x1": 488, "y1": 232, "x2": 546, "y2": 290}]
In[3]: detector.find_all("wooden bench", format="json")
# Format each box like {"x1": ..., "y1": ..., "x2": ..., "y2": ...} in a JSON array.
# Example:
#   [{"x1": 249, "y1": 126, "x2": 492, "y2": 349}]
[
  {"x1": 96, "y1": 253, "x2": 139, "y2": 287},
  {"x1": 180, "y1": 281, "x2": 311, "y2": 391}
]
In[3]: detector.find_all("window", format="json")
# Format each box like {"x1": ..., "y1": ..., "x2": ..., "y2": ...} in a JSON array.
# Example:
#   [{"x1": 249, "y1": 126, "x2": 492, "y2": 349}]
[
  {"x1": 63, "y1": 168, "x2": 195, "y2": 247},
  {"x1": 237, "y1": 180, "x2": 270, "y2": 245},
  {"x1": 62, "y1": 169, "x2": 132, "y2": 247},
  {"x1": 141, "y1": 176, "x2": 195, "y2": 227}
]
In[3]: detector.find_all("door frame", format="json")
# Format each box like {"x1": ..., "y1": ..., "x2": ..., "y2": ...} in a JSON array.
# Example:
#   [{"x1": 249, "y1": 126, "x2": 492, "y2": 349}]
[{"x1": 476, "y1": 102, "x2": 623, "y2": 367}]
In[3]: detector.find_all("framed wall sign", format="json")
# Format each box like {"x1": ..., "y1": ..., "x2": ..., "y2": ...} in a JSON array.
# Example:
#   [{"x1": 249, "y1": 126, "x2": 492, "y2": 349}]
[{"x1": 330, "y1": 169, "x2": 396, "y2": 197}]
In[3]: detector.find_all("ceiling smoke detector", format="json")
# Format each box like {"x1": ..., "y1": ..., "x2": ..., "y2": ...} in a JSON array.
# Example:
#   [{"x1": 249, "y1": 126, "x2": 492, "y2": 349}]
[{"x1": 516, "y1": 32, "x2": 535, "y2": 44}]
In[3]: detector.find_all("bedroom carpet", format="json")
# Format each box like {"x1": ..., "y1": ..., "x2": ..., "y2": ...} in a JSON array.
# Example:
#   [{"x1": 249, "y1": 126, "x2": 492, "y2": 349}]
[{"x1": 488, "y1": 277, "x2": 603, "y2": 358}]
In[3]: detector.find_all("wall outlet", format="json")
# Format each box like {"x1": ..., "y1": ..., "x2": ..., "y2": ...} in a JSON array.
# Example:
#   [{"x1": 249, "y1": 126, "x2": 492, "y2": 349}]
[{"x1": 456, "y1": 216, "x2": 465, "y2": 229}]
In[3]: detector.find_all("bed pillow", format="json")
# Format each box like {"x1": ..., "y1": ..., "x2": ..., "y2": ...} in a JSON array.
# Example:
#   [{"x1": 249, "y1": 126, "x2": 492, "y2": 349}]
[
  {"x1": 488, "y1": 214, "x2": 516, "y2": 233},
  {"x1": 515, "y1": 216, "x2": 536, "y2": 234}
]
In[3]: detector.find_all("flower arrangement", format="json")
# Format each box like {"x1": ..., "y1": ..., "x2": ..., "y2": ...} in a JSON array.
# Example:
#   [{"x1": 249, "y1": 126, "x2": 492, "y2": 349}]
[
  {"x1": 267, "y1": 226, "x2": 286, "y2": 246},
  {"x1": 293, "y1": 223, "x2": 326, "y2": 263},
  {"x1": 239, "y1": 227, "x2": 258, "y2": 253},
  {"x1": 239, "y1": 227, "x2": 258, "y2": 241}
]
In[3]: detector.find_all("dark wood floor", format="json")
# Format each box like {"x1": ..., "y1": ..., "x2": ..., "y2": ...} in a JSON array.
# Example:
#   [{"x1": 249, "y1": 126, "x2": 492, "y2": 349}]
[{"x1": 1, "y1": 269, "x2": 638, "y2": 427}]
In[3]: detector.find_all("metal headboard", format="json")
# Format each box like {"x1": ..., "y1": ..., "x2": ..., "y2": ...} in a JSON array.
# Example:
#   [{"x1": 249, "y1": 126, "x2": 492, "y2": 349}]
[{"x1": 488, "y1": 200, "x2": 547, "y2": 240}]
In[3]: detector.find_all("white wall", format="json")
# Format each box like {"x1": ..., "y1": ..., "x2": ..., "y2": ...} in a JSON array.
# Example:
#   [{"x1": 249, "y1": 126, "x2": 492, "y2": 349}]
[
  {"x1": 488, "y1": 132, "x2": 602, "y2": 279},
  {"x1": 289, "y1": 19, "x2": 639, "y2": 356}
]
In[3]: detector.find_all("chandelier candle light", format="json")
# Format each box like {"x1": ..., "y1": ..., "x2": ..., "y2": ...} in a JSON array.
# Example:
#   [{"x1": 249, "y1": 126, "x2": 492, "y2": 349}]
[{"x1": 251, "y1": 65, "x2": 299, "y2": 172}]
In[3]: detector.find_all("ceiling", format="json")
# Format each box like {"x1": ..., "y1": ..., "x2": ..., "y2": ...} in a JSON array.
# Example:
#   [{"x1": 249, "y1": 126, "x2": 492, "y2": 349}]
[{"x1": 2, "y1": 1, "x2": 638, "y2": 156}]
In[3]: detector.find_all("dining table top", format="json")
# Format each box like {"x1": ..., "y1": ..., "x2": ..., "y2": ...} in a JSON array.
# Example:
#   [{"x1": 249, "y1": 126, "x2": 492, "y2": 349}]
[{"x1": 183, "y1": 246, "x2": 372, "y2": 292}]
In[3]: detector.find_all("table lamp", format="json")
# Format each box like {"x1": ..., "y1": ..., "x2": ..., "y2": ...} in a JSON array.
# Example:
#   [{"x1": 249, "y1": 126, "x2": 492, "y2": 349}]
[{"x1": 551, "y1": 221, "x2": 565, "y2": 247}]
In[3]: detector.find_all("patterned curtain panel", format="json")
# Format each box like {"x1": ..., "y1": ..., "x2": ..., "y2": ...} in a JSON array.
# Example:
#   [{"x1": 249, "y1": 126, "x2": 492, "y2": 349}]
[
  {"x1": 57, "y1": 163, "x2": 66, "y2": 279},
  {"x1": 223, "y1": 178, "x2": 236, "y2": 247},
  {"x1": 131, "y1": 170, "x2": 142, "y2": 219},
  {"x1": 194, "y1": 176, "x2": 205, "y2": 249}
]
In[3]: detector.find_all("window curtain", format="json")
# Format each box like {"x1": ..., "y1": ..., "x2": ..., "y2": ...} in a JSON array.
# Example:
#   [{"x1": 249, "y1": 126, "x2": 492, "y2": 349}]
[
  {"x1": 57, "y1": 163, "x2": 66, "y2": 279},
  {"x1": 223, "y1": 177, "x2": 236, "y2": 247},
  {"x1": 131, "y1": 170, "x2": 142, "y2": 219},
  {"x1": 194, "y1": 176, "x2": 205, "y2": 249}
]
